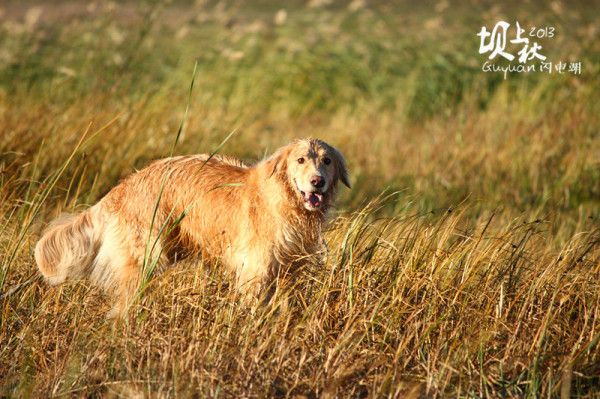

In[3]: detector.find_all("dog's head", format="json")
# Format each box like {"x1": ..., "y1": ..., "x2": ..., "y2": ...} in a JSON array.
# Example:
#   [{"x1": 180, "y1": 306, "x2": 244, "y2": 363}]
[{"x1": 266, "y1": 138, "x2": 351, "y2": 211}]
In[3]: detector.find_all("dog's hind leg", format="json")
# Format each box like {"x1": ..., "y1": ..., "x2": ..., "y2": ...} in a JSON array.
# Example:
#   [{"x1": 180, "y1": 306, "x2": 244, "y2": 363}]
[
  {"x1": 106, "y1": 256, "x2": 141, "y2": 318},
  {"x1": 91, "y1": 215, "x2": 148, "y2": 318}
]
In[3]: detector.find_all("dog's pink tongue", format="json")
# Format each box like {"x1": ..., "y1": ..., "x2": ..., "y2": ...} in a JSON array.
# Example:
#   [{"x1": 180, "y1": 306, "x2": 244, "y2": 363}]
[{"x1": 308, "y1": 192, "x2": 323, "y2": 207}]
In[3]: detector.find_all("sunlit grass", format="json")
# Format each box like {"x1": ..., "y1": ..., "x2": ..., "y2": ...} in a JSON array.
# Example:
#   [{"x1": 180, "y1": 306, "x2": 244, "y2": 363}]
[{"x1": 0, "y1": 1, "x2": 599, "y2": 397}]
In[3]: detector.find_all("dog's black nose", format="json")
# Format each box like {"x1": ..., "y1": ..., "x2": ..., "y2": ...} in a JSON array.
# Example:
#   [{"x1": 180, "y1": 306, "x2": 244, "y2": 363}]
[{"x1": 311, "y1": 176, "x2": 325, "y2": 189}]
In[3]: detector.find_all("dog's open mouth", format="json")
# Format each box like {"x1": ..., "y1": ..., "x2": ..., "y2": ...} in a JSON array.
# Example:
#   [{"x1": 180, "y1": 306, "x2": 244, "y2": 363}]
[
  {"x1": 300, "y1": 190, "x2": 323, "y2": 208},
  {"x1": 294, "y1": 179, "x2": 325, "y2": 209}
]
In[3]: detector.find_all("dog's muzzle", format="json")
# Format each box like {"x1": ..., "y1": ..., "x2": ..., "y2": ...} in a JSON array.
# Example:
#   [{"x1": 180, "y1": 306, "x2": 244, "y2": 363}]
[
  {"x1": 295, "y1": 179, "x2": 325, "y2": 209},
  {"x1": 301, "y1": 190, "x2": 323, "y2": 208}
]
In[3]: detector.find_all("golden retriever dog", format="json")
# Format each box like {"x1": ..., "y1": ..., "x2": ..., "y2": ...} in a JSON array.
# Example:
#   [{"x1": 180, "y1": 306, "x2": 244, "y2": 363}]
[{"x1": 35, "y1": 138, "x2": 350, "y2": 316}]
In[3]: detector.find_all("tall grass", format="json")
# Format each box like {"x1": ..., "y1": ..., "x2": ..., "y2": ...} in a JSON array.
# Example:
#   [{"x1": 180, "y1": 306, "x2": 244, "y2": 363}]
[{"x1": 1, "y1": 1, "x2": 599, "y2": 397}]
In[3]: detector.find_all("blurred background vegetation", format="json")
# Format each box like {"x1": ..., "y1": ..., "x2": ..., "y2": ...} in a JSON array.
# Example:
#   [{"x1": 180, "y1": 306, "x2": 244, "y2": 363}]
[{"x1": 1, "y1": 0, "x2": 598, "y2": 228}]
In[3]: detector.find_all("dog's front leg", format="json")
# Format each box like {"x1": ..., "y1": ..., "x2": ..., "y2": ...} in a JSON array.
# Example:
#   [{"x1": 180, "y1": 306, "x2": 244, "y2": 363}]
[
  {"x1": 235, "y1": 255, "x2": 267, "y2": 302},
  {"x1": 318, "y1": 237, "x2": 329, "y2": 265}
]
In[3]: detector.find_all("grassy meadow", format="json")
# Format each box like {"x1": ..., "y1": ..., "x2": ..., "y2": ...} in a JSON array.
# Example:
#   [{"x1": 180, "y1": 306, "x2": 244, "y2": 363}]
[{"x1": 1, "y1": 0, "x2": 599, "y2": 397}]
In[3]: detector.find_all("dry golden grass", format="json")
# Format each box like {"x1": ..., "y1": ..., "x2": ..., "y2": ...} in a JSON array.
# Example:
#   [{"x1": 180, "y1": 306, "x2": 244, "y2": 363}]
[
  {"x1": 2, "y1": 198, "x2": 599, "y2": 397},
  {"x1": 1, "y1": 1, "x2": 599, "y2": 397}
]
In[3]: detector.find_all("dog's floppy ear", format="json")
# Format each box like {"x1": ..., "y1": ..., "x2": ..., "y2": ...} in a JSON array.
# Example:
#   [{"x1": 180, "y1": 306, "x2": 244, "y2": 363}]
[
  {"x1": 332, "y1": 146, "x2": 351, "y2": 188},
  {"x1": 265, "y1": 144, "x2": 292, "y2": 178}
]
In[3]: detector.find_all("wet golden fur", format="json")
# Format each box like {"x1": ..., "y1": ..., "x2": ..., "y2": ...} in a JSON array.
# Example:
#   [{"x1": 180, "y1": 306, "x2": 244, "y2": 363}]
[{"x1": 35, "y1": 138, "x2": 350, "y2": 316}]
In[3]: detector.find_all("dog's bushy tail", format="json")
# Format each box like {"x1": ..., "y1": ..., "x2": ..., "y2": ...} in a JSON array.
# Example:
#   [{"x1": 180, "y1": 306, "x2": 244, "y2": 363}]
[{"x1": 35, "y1": 210, "x2": 99, "y2": 285}]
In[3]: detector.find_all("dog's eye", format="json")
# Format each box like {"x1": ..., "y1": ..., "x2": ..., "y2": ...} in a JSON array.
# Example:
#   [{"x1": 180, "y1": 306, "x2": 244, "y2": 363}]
[
  {"x1": 323, "y1": 157, "x2": 331, "y2": 165},
  {"x1": 297, "y1": 157, "x2": 305, "y2": 164}
]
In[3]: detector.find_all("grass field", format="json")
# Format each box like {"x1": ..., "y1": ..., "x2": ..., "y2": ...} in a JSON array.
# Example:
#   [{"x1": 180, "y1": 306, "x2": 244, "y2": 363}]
[{"x1": 1, "y1": 1, "x2": 599, "y2": 397}]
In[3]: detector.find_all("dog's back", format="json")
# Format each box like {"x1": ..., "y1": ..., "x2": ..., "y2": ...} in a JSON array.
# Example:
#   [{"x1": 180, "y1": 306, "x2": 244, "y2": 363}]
[{"x1": 35, "y1": 154, "x2": 251, "y2": 315}]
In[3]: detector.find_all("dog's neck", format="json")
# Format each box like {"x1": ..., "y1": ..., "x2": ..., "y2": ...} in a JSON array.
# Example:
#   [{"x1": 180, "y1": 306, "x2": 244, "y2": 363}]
[
  {"x1": 281, "y1": 176, "x2": 327, "y2": 259},
  {"x1": 251, "y1": 165, "x2": 328, "y2": 265}
]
